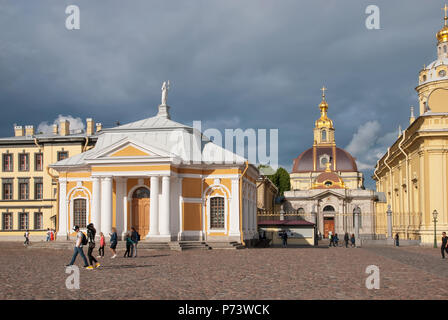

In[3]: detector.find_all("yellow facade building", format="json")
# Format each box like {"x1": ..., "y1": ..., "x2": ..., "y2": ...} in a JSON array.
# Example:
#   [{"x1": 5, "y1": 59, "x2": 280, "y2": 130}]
[
  {"x1": 50, "y1": 92, "x2": 259, "y2": 246},
  {"x1": 374, "y1": 10, "x2": 448, "y2": 244},
  {"x1": 0, "y1": 119, "x2": 99, "y2": 240}
]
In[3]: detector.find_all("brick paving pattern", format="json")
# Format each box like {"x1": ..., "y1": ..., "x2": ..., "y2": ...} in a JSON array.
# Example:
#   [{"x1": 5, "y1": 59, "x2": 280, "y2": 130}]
[{"x1": 0, "y1": 242, "x2": 447, "y2": 300}]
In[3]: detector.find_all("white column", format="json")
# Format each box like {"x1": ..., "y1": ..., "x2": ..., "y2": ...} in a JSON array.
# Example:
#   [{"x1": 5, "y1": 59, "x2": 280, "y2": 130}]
[
  {"x1": 159, "y1": 176, "x2": 171, "y2": 238},
  {"x1": 101, "y1": 177, "x2": 113, "y2": 235},
  {"x1": 229, "y1": 178, "x2": 240, "y2": 237},
  {"x1": 148, "y1": 176, "x2": 160, "y2": 237},
  {"x1": 123, "y1": 189, "x2": 128, "y2": 240},
  {"x1": 387, "y1": 205, "x2": 393, "y2": 240},
  {"x1": 92, "y1": 177, "x2": 101, "y2": 232},
  {"x1": 178, "y1": 177, "x2": 183, "y2": 241},
  {"x1": 57, "y1": 179, "x2": 68, "y2": 239},
  {"x1": 115, "y1": 178, "x2": 126, "y2": 236}
]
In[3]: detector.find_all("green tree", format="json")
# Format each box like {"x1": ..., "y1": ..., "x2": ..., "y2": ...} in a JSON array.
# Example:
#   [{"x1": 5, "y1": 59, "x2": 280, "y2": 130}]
[{"x1": 262, "y1": 166, "x2": 290, "y2": 196}]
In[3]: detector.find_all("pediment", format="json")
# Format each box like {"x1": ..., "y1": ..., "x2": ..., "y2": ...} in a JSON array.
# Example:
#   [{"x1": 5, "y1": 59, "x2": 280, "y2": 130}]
[{"x1": 88, "y1": 138, "x2": 173, "y2": 160}]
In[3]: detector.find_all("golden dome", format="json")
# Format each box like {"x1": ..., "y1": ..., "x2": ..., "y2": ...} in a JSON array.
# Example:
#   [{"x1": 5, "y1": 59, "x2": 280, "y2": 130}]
[
  {"x1": 314, "y1": 86, "x2": 334, "y2": 129},
  {"x1": 437, "y1": 5, "x2": 448, "y2": 43},
  {"x1": 437, "y1": 25, "x2": 448, "y2": 43}
]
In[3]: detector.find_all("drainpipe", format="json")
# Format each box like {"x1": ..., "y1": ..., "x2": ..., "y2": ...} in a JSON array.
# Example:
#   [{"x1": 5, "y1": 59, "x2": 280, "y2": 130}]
[
  {"x1": 239, "y1": 161, "x2": 249, "y2": 246},
  {"x1": 82, "y1": 136, "x2": 89, "y2": 152},
  {"x1": 373, "y1": 161, "x2": 381, "y2": 236},
  {"x1": 398, "y1": 131, "x2": 410, "y2": 239},
  {"x1": 384, "y1": 147, "x2": 393, "y2": 236}
]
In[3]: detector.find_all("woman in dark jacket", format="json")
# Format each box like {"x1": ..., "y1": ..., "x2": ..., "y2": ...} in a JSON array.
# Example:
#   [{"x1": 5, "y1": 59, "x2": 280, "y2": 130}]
[
  {"x1": 109, "y1": 227, "x2": 118, "y2": 258},
  {"x1": 86, "y1": 223, "x2": 100, "y2": 269}
]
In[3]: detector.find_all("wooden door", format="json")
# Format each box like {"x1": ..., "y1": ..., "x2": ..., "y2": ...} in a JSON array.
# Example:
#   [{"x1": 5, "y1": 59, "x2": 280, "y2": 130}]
[
  {"x1": 324, "y1": 218, "x2": 335, "y2": 238},
  {"x1": 131, "y1": 187, "x2": 150, "y2": 237}
]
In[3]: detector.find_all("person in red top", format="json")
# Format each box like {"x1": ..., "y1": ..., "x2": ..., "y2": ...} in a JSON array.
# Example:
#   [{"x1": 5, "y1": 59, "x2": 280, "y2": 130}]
[{"x1": 97, "y1": 232, "x2": 105, "y2": 258}]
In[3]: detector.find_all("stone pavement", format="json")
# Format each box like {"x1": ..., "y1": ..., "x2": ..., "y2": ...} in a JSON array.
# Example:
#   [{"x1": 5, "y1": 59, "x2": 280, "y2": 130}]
[{"x1": 0, "y1": 242, "x2": 447, "y2": 300}]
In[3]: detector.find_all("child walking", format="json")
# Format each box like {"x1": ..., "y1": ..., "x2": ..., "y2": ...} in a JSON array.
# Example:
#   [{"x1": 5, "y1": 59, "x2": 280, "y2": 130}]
[
  {"x1": 97, "y1": 232, "x2": 105, "y2": 258},
  {"x1": 123, "y1": 232, "x2": 135, "y2": 258}
]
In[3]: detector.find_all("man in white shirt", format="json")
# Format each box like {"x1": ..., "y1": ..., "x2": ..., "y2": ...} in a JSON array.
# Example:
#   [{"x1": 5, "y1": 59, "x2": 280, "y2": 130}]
[{"x1": 66, "y1": 226, "x2": 89, "y2": 268}]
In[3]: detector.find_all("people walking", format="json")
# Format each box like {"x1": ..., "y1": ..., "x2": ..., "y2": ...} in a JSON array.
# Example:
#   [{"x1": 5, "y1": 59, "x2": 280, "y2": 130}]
[
  {"x1": 441, "y1": 232, "x2": 448, "y2": 259},
  {"x1": 109, "y1": 228, "x2": 118, "y2": 259},
  {"x1": 46, "y1": 228, "x2": 51, "y2": 242},
  {"x1": 97, "y1": 232, "x2": 105, "y2": 259},
  {"x1": 24, "y1": 230, "x2": 30, "y2": 246},
  {"x1": 131, "y1": 227, "x2": 140, "y2": 258},
  {"x1": 124, "y1": 232, "x2": 135, "y2": 257},
  {"x1": 395, "y1": 233, "x2": 400, "y2": 247},
  {"x1": 333, "y1": 233, "x2": 339, "y2": 247},
  {"x1": 329, "y1": 234, "x2": 334, "y2": 247},
  {"x1": 344, "y1": 232, "x2": 349, "y2": 248},
  {"x1": 350, "y1": 234, "x2": 356, "y2": 247},
  {"x1": 86, "y1": 223, "x2": 100, "y2": 269},
  {"x1": 66, "y1": 226, "x2": 89, "y2": 268},
  {"x1": 50, "y1": 229, "x2": 55, "y2": 241}
]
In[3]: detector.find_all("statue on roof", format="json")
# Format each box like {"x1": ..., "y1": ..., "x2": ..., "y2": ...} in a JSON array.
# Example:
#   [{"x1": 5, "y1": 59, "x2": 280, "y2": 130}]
[{"x1": 161, "y1": 80, "x2": 170, "y2": 105}]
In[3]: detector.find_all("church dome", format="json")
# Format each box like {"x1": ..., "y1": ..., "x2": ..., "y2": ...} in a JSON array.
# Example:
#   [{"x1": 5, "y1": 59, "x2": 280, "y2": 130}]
[
  {"x1": 292, "y1": 146, "x2": 358, "y2": 173},
  {"x1": 437, "y1": 25, "x2": 448, "y2": 43},
  {"x1": 312, "y1": 170, "x2": 345, "y2": 189}
]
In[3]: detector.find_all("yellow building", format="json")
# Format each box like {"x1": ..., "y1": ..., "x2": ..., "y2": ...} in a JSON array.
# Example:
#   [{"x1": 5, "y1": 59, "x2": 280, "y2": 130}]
[
  {"x1": 50, "y1": 89, "x2": 259, "y2": 246},
  {"x1": 0, "y1": 118, "x2": 100, "y2": 240},
  {"x1": 256, "y1": 174, "x2": 278, "y2": 211},
  {"x1": 374, "y1": 9, "x2": 448, "y2": 244}
]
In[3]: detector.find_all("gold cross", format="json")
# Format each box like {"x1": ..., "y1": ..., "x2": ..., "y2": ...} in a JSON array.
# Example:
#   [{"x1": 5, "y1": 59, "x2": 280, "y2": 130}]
[
  {"x1": 321, "y1": 86, "x2": 327, "y2": 98},
  {"x1": 443, "y1": 4, "x2": 448, "y2": 25}
]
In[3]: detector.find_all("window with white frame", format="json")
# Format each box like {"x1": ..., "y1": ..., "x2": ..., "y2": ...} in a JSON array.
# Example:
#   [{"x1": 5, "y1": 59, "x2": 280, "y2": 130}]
[
  {"x1": 2, "y1": 213, "x2": 12, "y2": 230},
  {"x1": 210, "y1": 197, "x2": 225, "y2": 229},
  {"x1": 19, "y1": 212, "x2": 29, "y2": 230},
  {"x1": 73, "y1": 199, "x2": 87, "y2": 228}
]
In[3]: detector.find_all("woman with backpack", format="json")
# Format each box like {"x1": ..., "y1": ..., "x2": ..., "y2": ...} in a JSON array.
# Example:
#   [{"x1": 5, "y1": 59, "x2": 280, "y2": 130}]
[{"x1": 86, "y1": 223, "x2": 100, "y2": 269}]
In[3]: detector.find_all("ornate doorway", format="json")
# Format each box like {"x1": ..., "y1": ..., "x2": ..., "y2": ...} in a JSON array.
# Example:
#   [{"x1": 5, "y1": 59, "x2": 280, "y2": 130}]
[
  {"x1": 323, "y1": 217, "x2": 335, "y2": 238},
  {"x1": 131, "y1": 187, "x2": 150, "y2": 237}
]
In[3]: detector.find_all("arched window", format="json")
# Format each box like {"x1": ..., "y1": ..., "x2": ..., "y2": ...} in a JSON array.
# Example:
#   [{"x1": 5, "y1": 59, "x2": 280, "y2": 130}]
[
  {"x1": 133, "y1": 187, "x2": 150, "y2": 199},
  {"x1": 73, "y1": 199, "x2": 87, "y2": 228},
  {"x1": 323, "y1": 205, "x2": 335, "y2": 212},
  {"x1": 297, "y1": 208, "x2": 305, "y2": 214},
  {"x1": 321, "y1": 130, "x2": 327, "y2": 142},
  {"x1": 210, "y1": 197, "x2": 225, "y2": 229}
]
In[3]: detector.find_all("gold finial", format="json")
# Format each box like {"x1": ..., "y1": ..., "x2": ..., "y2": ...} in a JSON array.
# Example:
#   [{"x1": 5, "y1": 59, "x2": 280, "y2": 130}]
[
  {"x1": 325, "y1": 161, "x2": 331, "y2": 172},
  {"x1": 321, "y1": 86, "x2": 327, "y2": 99},
  {"x1": 443, "y1": 4, "x2": 448, "y2": 26}
]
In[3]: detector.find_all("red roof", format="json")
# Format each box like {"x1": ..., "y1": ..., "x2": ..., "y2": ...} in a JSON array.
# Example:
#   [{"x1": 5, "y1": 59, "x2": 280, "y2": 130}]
[{"x1": 258, "y1": 220, "x2": 315, "y2": 226}]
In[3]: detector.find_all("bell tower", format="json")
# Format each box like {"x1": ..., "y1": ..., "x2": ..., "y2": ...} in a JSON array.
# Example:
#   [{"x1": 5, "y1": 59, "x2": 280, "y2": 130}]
[{"x1": 313, "y1": 86, "x2": 335, "y2": 146}]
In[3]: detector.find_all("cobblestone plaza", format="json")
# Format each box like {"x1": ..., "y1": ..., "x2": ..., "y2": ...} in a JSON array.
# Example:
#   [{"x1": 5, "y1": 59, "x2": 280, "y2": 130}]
[{"x1": 1, "y1": 243, "x2": 447, "y2": 300}]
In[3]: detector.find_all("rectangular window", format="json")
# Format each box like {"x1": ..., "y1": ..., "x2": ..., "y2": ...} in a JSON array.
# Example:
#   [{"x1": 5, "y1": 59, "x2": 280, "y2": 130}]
[
  {"x1": 35, "y1": 153, "x2": 43, "y2": 171},
  {"x1": 2, "y1": 213, "x2": 12, "y2": 230},
  {"x1": 57, "y1": 151, "x2": 69, "y2": 161},
  {"x1": 210, "y1": 197, "x2": 225, "y2": 229},
  {"x1": 19, "y1": 212, "x2": 29, "y2": 230},
  {"x1": 3, "y1": 183, "x2": 12, "y2": 200},
  {"x1": 3, "y1": 154, "x2": 13, "y2": 172},
  {"x1": 19, "y1": 154, "x2": 29, "y2": 171},
  {"x1": 19, "y1": 182, "x2": 29, "y2": 200},
  {"x1": 73, "y1": 199, "x2": 87, "y2": 228},
  {"x1": 34, "y1": 212, "x2": 43, "y2": 230},
  {"x1": 35, "y1": 182, "x2": 43, "y2": 200}
]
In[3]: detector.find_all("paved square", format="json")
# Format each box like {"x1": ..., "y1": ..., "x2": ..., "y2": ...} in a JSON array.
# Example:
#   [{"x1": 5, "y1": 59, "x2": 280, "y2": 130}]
[{"x1": 0, "y1": 242, "x2": 447, "y2": 299}]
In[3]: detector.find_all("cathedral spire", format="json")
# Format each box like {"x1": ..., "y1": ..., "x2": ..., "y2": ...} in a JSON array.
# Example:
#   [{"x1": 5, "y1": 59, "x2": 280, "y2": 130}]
[
  {"x1": 437, "y1": 4, "x2": 448, "y2": 44},
  {"x1": 314, "y1": 86, "x2": 335, "y2": 145}
]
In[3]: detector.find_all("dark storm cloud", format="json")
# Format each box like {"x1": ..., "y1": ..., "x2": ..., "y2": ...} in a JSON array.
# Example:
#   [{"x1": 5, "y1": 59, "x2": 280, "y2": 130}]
[{"x1": 0, "y1": 0, "x2": 444, "y2": 188}]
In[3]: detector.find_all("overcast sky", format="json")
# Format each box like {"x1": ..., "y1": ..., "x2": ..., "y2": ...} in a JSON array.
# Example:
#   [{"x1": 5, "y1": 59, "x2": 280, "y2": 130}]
[{"x1": 0, "y1": 0, "x2": 445, "y2": 188}]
